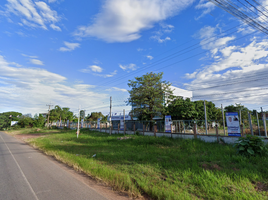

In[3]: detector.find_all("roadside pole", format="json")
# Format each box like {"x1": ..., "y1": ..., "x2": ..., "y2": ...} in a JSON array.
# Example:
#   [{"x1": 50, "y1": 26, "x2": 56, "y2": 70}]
[
  {"x1": 123, "y1": 109, "x2": 125, "y2": 135},
  {"x1": 110, "y1": 96, "x2": 112, "y2": 135},
  {"x1": 261, "y1": 107, "x2": 267, "y2": 137},
  {"x1": 256, "y1": 111, "x2": 260, "y2": 136},
  {"x1": 46, "y1": 103, "x2": 53, "y2": 128},
  {"x1": 77, "y1": 106, "x2": 80, "y2": 138},
  {"x1": 248, "y1": 112, "x2": 253, "y2": 135},
  {"x1": 204, "y1": 100, "x2": 208, "y2": 135},
  {"x1": 239, "y1": 109, "x2": 242, "y2": 125},
  {"x1": 221, "y1": 104, "x2": 226, "y2": 135}
]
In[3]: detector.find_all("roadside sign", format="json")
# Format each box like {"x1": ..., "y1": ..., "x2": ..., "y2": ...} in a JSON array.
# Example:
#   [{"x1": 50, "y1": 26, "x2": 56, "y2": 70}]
[{"x1": 226, "y1": 112, "x2": 241, "y2": 136}]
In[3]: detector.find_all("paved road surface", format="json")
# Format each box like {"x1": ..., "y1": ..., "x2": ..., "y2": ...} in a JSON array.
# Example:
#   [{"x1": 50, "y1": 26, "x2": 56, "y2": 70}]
[{"x1": 0, "y1": 131, "x2": 108, "y2": 200}]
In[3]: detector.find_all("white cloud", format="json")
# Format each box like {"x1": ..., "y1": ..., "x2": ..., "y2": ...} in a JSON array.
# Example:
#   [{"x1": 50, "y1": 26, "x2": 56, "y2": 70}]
[
  {"x1": 0, "y1": 54, "x2": 108, "y2": 115},
  {"x1": 147, "y1": 55, "x2": 154, "y2": 60},
  {"x1": 151, "y1": 23, "x2": 173, "y2": 43},
  {"x1": 151, "y1": 36, "x2": 171, "y2": 43},
  {"x1": 106, "y1": 87, "x2": 127, "y2": 92},
  {"x1": 30, "y1": 59, "x2": 44, "y2": 65},
  {"x1": 197, "y1": 26, "x2": 236, "y2": 55},
  {"x1": 119, "y1": 63, "x2": 138, "y2": 71},
  {"x1": 74, "y1": 0, "x2": 194, "y2": 42},
  {"x1": 59, "y1": 41, "x2": 80, "y2": 52},
  {"x1": 195, "y1": 0, "x2": 215, "y2": 20},
  {"x1": 5, "y1": 0, "x2": 60, "y2": 30},
  {"x1": 80, "y1": 65, "x2": 116, "y2": 78},
  {"x1": 185, "y1": 37, "x2": 268, "y2": 105},
  {"x1": 50, "y1": 24, "x2": 61, "y2": 31},
  {"x1": 94, "y1": 70, "x2": 117, "y2": 78},
  {"x1": 21, "y1": 54, "x2": 38, "y2": 58},
  {"x1": 80, "y1": 65, "x2": 103, "y2": 73}
]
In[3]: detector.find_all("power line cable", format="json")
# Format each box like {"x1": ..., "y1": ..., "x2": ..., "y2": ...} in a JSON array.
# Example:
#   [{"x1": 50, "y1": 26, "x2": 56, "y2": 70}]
[{"x1": 98, "y1": 21, "x2": 253, "y2": 87}]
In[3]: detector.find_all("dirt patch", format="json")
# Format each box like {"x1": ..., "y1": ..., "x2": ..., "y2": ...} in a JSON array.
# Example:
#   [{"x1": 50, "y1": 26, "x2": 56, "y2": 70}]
[
  {"x1": 253, "y1": 181, "x2": 268, "y2": 192},
  {"x1": 14, "y1": 133, "x2": 48, "y2": 141},
  {"x1": 201, "y1": 163, "x2": 221, "y2": 171}
]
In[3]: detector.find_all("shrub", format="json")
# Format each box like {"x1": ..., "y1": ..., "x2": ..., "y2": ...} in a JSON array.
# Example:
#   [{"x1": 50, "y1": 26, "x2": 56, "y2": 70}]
[{"x1": 234, "y1": 134, "x2": 268, "y2": 157}]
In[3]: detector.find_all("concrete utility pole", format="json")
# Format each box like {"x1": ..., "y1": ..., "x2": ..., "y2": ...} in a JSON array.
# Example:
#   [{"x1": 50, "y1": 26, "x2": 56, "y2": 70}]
[
  {"x1": 261, "y1": 107, "x2": 267, "y2": 137},
  {"x1": 46, "y1": 103, "x2": 53, "y2": 128},
  {"x1": 256, "y1": 111, "x2": 260, "y2": 136},
  {"x1": 239, "y1": 109, "x2": 242, "y2": 125},
  {"x1": 204, "y1": 100, "x2": 208, "y2": 135},
  {"x1": 110, "y1": 96, "x2": 112, "y2": 135},
  {"x1": 77, "y1": 106, "x2": 80, "y2": 138},
  {"x1": 221, "y1": 104, "x2": 226, "y2": 135},
  {"x1": 248, "y1": 111, "x2": 253, "y2": 135}
]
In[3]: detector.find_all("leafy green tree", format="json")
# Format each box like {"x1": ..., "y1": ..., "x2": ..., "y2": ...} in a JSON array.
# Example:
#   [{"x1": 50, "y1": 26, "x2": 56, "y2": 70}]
[
  {"x1": 0, "y1": 112, "x2": 22, "y2": 130},
  {"x1": 166, "y1": 97, "x2": 197, "y2": 120},
  {"x1": 18, "y1": 115, "x2": 33, "y2": 128},
  {"x1": 33, "y1": 114, "x2": 46, "y2": 128},
  {"x1": 224, "y1": 103, "x2": 250, "y2": 121},
  {"x1": 194, "y1": 100, "x2": 221, "y2": 121},
  {"x1": 49, "y1": 105, "x2": 62, "y2": 122},
  {"x1": 127, "y1": 72, "x2": 173, "y2": 121},
  {"x1": 85, "y1": 112, "x2": 104, "y2": 121}
]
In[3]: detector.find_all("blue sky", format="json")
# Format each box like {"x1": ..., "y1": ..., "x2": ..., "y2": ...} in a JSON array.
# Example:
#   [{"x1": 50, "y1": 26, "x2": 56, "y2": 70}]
[{"x1": 1, "y1": 0, "x2": 268, "y2": 116}]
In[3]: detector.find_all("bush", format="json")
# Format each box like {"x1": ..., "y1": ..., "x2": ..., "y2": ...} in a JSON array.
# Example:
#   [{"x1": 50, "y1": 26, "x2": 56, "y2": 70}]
[{"x1": 234, "y1": 134, "x2": 268, "y2": 157}]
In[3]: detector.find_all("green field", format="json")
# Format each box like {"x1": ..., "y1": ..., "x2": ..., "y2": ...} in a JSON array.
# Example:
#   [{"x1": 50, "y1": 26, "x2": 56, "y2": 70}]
[{"x1": 14, "y1": 128, "x2": 268, "y2": 199}]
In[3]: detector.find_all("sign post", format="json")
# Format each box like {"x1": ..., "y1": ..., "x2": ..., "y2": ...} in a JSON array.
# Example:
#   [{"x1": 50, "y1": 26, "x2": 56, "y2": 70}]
[{"x1": 226, "y1": 112, "x2": 241, "y2": 136}]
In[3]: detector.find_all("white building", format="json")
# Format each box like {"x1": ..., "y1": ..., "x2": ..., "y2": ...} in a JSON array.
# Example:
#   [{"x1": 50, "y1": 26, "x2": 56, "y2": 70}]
[{"x1": 132, "y1": 85, "x2": 192, "y2": 120}]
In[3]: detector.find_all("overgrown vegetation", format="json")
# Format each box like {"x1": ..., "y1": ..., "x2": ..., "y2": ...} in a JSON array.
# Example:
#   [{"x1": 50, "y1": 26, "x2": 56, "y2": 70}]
[
  {"x1": 21, "y1": 129, "x2": 268, "y2": 199},
  {"x1": 234, "y1": 134, "x2": 268, "y2": 157}
]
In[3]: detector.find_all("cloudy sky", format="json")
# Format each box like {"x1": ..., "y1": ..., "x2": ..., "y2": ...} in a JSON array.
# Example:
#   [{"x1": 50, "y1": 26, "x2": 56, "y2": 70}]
[{"x1": 1, "y1": 0, "x2": 268, "y2": 116}]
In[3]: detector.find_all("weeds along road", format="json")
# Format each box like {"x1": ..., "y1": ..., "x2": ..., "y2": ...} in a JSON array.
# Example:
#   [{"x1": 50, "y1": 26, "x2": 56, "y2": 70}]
[{"x1": 0, "y1": 131, "x2": 107, "y2": 200}]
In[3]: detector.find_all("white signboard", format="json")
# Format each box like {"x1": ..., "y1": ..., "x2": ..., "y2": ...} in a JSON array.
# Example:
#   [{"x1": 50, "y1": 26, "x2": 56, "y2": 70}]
[
  {"x1": 11, "y1": 121, "x2": 18, "y2": 126},
  {"x1": 226, "y1": 112, "x2": 241, "y2": 136}
]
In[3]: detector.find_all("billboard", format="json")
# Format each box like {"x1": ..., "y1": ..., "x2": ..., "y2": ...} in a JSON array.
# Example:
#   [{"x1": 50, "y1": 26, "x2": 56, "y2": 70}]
[
  {"x1": 97, "y1": 118, "x2": 100, "y2": 129},
  {"x1": 11, "y1": 121, "x2": 18, "y2": 126},
  {"x1": 165, "y1": 115, "x2": 172, "y2": 133},
  {"x1": 226, "y1": 112, "x2": 241, "y2": 137}
]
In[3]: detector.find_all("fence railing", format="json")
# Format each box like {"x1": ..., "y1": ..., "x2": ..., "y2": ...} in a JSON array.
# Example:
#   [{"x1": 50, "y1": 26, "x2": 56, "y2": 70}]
[{"x1": 55, "y1": 119, "x2": 268, "y2": 138}]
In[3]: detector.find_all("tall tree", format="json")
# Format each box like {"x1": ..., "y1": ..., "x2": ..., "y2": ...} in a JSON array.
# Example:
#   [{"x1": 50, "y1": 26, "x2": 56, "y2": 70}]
[
  {"x1": 85, "y1": 112, "x2": 104, "y2": 121},
  {"x1": 224, "y1": 103, "x2": 250, "y2": 121},
  {"x1": 194, "y1": 100, "x2": 221, "y2": 121},
  {"x1": 0, "y1": 112, "x2": 22, "y2": 130},
  {"x1": 127, "y1": 72, "x2": 173, "y2": 121},
  {"x1": 166, "y1": 97, "x2": 197, "y2": 120}
]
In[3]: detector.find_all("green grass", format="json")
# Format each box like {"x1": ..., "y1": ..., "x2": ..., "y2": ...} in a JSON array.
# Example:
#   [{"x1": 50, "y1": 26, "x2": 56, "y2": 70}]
[{"x1": 23, "y1": 129, "x2": 268, "y2": 199}]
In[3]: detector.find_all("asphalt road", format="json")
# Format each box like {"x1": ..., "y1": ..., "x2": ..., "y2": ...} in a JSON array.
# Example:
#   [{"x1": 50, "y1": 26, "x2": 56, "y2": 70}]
[{"x1": 0, "y1": 131, "x2": 108, "y2": 200}]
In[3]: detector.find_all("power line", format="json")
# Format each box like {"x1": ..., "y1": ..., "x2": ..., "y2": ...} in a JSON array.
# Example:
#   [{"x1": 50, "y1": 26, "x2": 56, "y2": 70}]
[
  {"x1": 97, "y1": 21, "x2": 257, "y2": 88},
  {"x1": 193, "y1": 87, "x2": 268, "y2": 99}
]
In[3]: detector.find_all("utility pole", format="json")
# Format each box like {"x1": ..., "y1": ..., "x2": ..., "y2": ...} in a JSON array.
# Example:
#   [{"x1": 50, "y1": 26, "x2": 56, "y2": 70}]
[
  {"x1": 239, "y1": 109, "x2": 242, "y2": 125},
  {"x1": 204, "y1": 100, "x2": 208, "y2": 135},
  {"x1": 110, "y1": 96, "x2": 112, "y2": 135},
  {"x1": 77, "y1": 106, "x2": 80, "y2": 138},
  {"x1": 256, "y1": 110, "x2": 260, "y2": 136},
  {"x1": 221, "y1": 104, "x2": 226, "y2": 135},
  {"x1": 123, "y1": 109, "x2": 125, "y2": 135},
  {"x1": 46, "y1": 103, "x2": 53, "y2": 128},
  {"x1": 261, "y1": 107, "x2": 267, "y2": 137}
]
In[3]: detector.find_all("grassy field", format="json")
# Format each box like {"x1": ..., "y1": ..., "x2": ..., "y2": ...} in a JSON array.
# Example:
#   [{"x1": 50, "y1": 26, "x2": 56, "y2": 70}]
[
  {"x1": 14, "y1": 128, "x2": 268, "y2": 199},
  {"x1": 6, "y1": 127, "x2": 66, "y2": 135}
]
